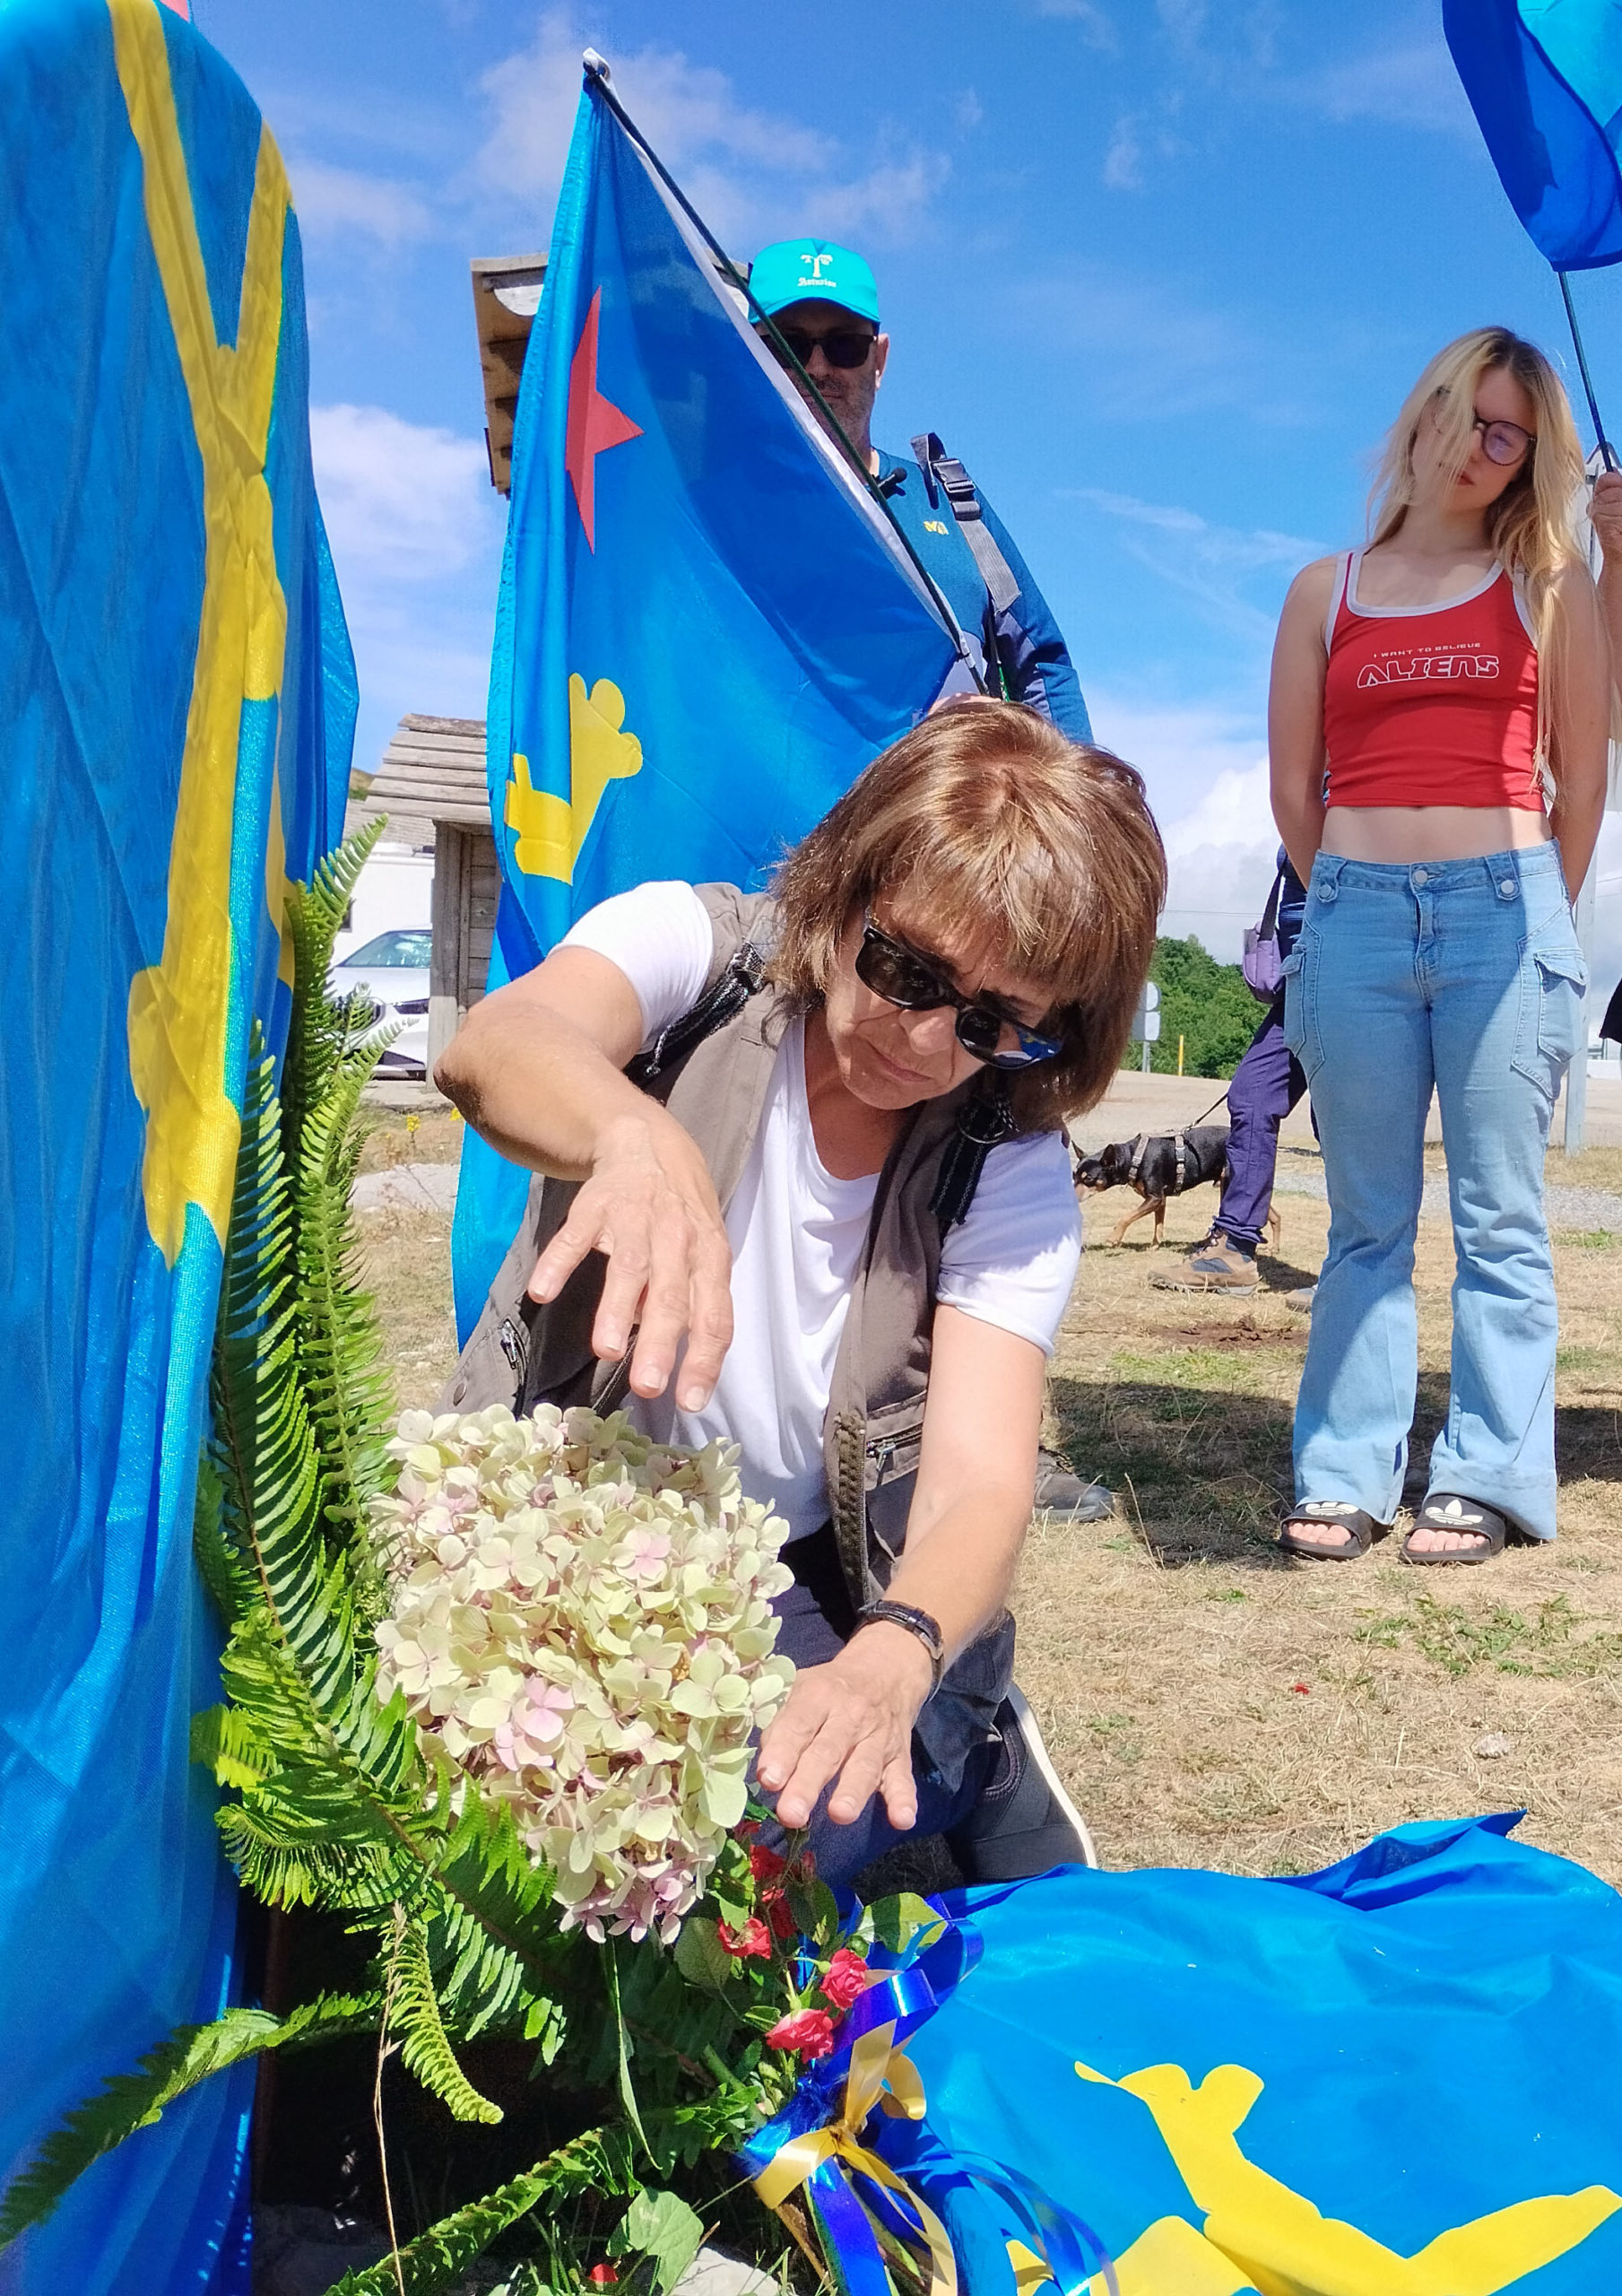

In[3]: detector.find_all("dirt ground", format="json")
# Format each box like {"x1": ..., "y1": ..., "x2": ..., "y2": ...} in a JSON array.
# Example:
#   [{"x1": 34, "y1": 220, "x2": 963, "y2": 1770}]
[{"x1": 354, "y1": 1100, "x2": 1622, "y2": 1888}]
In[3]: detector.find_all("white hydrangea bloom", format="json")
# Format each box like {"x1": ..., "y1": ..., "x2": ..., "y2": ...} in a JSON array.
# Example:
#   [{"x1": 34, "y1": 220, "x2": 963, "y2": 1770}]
[{"x1": 370, "y1": 1405, "x2": 795, "y2": 1945}]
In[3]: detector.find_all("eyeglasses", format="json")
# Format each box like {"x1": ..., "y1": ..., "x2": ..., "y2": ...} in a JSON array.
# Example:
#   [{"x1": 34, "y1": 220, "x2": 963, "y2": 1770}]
[
  {"x1": 854, "y1": 910, "x2": 1064, "y2": 1069},
  {"x1": 766, "y1": 324, "x2": 877, "y2": 371},
  {"x1": 1472, "y1": 410, "x2": 1535, "y2": 465}
]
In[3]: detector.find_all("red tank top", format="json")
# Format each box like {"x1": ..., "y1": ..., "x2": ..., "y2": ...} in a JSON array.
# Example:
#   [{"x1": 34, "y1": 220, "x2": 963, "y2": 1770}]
[{"x1": 1322, "y1": 552, "x2": 1543, "y2": 812}]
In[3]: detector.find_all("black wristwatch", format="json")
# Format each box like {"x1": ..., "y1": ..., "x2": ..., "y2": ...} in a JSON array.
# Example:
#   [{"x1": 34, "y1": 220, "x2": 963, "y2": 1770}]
[{"x1": 854, "y1": 1600, "x2": 945, "y2": 1696}]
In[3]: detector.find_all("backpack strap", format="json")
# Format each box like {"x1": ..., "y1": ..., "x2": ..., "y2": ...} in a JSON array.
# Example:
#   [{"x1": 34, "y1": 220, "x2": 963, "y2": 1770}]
[
  {"x1": 628, "y1": 936, "x2": 769, "y2": 1085},
  {"x1": 1257, "y1": 866, "x2": 1283, "y2": 944},
  {"x1": 911, "y1": 431, "x2": 1022, "y2": 614},
  {"x1": 929, "y1": 1073, "x2": 1017, "y2": 1231}
]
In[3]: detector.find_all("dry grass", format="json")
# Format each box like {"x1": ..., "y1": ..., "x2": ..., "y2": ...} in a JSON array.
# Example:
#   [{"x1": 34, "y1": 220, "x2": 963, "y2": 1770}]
[
  {"x1": 353, "y1": 1097, "x2": 1622, "y2": 1885},
  {"x1": 1028, "y1": 1157, "x2": 1622, "y2": 1883}
]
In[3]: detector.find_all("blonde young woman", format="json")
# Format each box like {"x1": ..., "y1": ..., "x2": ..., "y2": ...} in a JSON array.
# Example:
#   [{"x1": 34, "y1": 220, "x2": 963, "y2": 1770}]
[{"x1": 1271, "y1": 329, "x2": 1610, "y2": 1563}]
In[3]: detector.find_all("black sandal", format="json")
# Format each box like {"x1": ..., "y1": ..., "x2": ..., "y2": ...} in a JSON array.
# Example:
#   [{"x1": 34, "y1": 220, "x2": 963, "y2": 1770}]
[
  {"x1": 1278, "y1": 1500, "x2": 1383, "y2": 1561},
  {"x1": 1401, "y1": 1494, "x2": 1507, "y2": 1566}
]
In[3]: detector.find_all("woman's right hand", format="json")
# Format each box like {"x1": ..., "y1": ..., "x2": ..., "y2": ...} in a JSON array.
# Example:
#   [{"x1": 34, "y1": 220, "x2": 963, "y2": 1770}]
[
  {"x1": 526, "y1": 1106, "x2": 734, "y2": 1410},
  {"x1": 1592, "y1": 469, "x2": 1622, "y2": 564}
]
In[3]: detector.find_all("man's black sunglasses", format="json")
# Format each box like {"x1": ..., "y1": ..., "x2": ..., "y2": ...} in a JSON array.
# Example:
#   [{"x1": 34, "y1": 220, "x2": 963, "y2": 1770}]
[
  {"x1": 855, "y1": 911, "x2": 1064, "y2": 1070},
  {"x1": 766, "y1": 325, "x2": 877, "y2": 371}
]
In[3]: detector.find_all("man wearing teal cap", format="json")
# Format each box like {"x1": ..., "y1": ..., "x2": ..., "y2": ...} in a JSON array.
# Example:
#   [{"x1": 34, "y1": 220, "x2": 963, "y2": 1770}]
[
  {"x1": 750, "y1": 238, "x2": 1106, "y2": 1531},
  {"x1": 749, "y1": 237, "x2": 1091, "y2": 744}
]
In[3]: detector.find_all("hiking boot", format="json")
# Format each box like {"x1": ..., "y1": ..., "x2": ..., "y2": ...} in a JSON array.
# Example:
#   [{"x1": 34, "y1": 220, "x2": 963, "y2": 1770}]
[
  {"x1": 1285, "y1": 1284, "x2": 1316, "y2": 1315},
  {"x1": 1032, "y1": 1448, "x2": 1115, "y2": 1523},
  {"x1": 1149, "y1": 1230, "x2": 1258, "y2": 1293},
  {"x1": 950, "y1": 1686, "x2": 1099, "y2": 1882}
]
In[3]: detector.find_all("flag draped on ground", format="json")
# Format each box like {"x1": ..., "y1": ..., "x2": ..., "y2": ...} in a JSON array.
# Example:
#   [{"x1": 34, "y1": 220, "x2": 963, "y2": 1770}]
[
  {"x1": 862, "y1": 1817, "x2": 1622, "y2": 2296},
  {"x1": 452, "y1": 64, "x2": 962, "y2": 1340},
  {"x1": 1446, "y1": 0, "x2": 1622, "y2": 270},
  {"x1": 0, "y1": 1, "x2": 354, "y2": 2287}
]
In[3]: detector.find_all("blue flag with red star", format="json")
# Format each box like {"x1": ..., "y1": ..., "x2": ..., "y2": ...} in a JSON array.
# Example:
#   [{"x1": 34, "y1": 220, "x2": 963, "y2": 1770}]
[{"x1": 452, "y1": 65, "x2": 960, "y2": 1338}]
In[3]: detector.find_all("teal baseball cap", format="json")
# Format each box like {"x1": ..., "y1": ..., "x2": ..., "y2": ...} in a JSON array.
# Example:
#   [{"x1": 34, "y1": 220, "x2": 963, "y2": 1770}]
[{"x1": 749, "y1": 239, "x2": 880, "y2": 326}]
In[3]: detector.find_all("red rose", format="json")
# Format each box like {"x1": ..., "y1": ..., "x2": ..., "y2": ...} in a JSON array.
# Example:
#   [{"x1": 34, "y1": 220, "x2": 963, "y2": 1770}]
[
  {"x1": 749, "y1": 1843, "x2": 787, "y2": 1884},
  {"x1": 765, "y1": 2007, "x2": 837, "y2": 2060},
  {"x1": 766, "y1": 1891, "x2": 797, "y2": 1941},
  {"x1": 819, "y1": 1947, "x2": 872, "y2": 2011},
  {"x1": 718, "y1": 1917, "x2": 773, "y2": 1961}
]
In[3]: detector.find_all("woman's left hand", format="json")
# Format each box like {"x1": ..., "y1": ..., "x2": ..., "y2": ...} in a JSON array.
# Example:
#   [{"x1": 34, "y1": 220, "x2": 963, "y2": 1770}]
[{"x1": 756, "y1": 1622, "x2": 934, "y2": 1831}]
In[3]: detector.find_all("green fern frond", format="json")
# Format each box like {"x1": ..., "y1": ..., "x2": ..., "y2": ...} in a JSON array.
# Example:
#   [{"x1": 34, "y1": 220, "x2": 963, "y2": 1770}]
[
  {"x1": 387, "y1": 1914, "x2": 503, "y2": 2125},
  {"x1": 294, "y1": 1040, "x2": 396, "y2": 1551},
  {"x1": 193, "y1": 1457, "x2": 256, "y2": 1627},
  {"x1": 190, "y1": 1702, "x2": 278, "y2": 1791},
  {"x1": 282, "y1": 818, "x2": 386, "y2": 1164},
  {"x1": 0, "y1": 1994, "x2": 379, "y2": 2250},
  {"x1": 325, "y1": 2126, "x2": 634, "y2": 2296}
]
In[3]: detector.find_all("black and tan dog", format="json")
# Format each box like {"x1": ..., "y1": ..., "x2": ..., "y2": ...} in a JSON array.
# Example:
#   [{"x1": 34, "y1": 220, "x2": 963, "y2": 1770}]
[{"x1": 1073, "y1": 1124, "x2": 1283, "y2": 1249}]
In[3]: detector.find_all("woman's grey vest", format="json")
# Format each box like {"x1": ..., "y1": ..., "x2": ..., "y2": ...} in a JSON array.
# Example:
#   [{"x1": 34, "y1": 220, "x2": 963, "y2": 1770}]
[{"x1": 442, "y1": 883, "x2": 1017, "y2": 1782}]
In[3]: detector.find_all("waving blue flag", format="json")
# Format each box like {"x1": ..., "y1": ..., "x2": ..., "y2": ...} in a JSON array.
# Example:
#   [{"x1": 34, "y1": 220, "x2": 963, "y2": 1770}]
[
  {"x1": 1446, "y1": 0, "x2": 1622, "y2": 269},
  {"x1": 452, "y1": 63, "x2": 960, "y2": 1339},
  {"x1": 863, "y1": 1818, "x2": 1622, "y2": 2296},
  {"x1": 0, "y1": 0, "x2": 354, "y2": 2286}
]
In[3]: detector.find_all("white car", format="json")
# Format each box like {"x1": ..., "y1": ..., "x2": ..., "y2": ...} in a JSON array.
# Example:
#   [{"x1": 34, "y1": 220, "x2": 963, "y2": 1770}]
[{"x1": 328, "y1": 927, "x2": 431, "y2": 1077}]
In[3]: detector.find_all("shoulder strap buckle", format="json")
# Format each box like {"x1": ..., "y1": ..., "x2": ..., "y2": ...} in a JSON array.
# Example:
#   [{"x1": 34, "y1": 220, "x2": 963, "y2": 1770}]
[
  {"x1": 910, "y1": 430, "x2": 1021, "y2": 615},
  {"x1": 629, "y1": 936, "x2": 768, "y2": 1085}
]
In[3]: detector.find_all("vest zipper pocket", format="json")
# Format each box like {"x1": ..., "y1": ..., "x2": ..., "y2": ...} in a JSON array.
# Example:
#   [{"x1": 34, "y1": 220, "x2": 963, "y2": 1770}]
[{"x1": 498, "y1": 1317, "x2": 529, "y2": 1376}]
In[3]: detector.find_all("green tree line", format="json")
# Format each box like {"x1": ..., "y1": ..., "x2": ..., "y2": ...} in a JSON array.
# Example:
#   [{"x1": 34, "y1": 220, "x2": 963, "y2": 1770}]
[{"x1": 1125, "y1": 935, "x2": 1266, "y2": 1080}]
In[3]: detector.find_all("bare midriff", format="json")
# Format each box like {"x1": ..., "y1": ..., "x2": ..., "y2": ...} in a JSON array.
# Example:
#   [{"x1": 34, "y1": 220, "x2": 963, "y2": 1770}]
[{"x1": 1321, "y1": 804, "x2": 1552, "y2": 865}]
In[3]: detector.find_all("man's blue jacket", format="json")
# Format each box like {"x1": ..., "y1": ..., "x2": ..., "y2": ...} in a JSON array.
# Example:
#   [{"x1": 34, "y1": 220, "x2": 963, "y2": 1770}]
[{"x1": 875, "y1": 448, "x2": 1091, "y2": 741}]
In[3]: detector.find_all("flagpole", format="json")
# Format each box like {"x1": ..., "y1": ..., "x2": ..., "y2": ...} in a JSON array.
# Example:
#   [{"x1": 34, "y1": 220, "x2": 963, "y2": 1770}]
[
  {"x1": 1557, "y1": 271, "x2": 1618, "y2": 473},
  {"x1": 580, "y1": 52, "x2": 988, "y2": 690}
]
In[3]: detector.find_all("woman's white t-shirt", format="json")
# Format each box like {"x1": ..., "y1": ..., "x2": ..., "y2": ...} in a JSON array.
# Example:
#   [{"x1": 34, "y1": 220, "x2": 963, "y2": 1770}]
[{"x1": 561, "y1": 883, "x2": 1081, "y2": 1541}]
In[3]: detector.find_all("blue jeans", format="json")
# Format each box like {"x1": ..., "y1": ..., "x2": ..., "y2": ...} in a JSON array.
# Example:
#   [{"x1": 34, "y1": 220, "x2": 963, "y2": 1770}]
[{"x1": 1282, "y1": 845, "x2": 1586, "y2": 1541}]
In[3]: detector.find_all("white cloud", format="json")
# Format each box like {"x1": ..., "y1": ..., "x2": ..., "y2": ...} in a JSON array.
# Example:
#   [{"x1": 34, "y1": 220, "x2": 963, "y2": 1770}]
[
  {"x1": 1085, "y1": 691, "x2": 1277, "y2": 958},
  {"x1": 310, "y1": 405, "x2": 507, "y2": 772},
  {"x1": 955, "y1": 90, "x2": 984, "y2": 132},
  {"x1": 1103, "y1": 116, "x2": 1143, "y2": 191},
  {"x1": 1030, "y1": 0, "x2": 1118, "y2": 48},
  {"x1": 288, "y1": 158, "x2": 438, "y2": 248},
  {"x1": 1010, "y1": 260, "x2": 1322, "y2": 427},
  {"x1": 1069, "y1": 489, "x2": 1321, "y2": 649},
  {"x1": 473, "y1": 14, "x2": 945, "y2": 254},
  {"x1": 1294, "y1": 39, "x2": 1472, "y2": 134},
  {"x1": 310, "y1": 404, "x2": 496, "y2": 582}
]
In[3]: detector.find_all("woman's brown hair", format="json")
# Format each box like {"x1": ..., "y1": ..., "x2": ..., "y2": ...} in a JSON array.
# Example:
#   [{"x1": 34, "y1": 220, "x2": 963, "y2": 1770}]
[{"x1": 769, "y1": 698, "x2": 1166, "y2": 1127}]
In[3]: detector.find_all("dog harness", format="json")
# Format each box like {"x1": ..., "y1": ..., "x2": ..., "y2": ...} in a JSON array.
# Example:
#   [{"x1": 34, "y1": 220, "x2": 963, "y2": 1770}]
[{"x1": 1126, "y1": 1128, "x2": 1190, "y2": 1195}]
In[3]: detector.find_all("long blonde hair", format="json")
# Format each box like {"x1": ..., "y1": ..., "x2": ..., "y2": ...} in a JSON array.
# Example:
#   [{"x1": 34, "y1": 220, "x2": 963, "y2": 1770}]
[{"x1": 1368, "y1": 327, "x2": 1589, "y2": 775}]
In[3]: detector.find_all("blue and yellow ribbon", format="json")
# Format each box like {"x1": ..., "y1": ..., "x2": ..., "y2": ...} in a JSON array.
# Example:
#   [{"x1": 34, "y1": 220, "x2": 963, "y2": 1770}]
[{"x1": 750, "y1": 2018, "x2": 956, "y2": 2296}]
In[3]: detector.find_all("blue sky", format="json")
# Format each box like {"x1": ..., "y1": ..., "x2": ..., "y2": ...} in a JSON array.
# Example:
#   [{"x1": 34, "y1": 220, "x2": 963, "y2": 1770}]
[{"x1": 197, "y1": 0, "x2": 1622, "y2": 961}]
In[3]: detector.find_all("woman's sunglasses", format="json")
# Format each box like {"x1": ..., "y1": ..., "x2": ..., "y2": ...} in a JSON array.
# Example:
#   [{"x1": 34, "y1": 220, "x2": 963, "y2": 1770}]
[
  {"x1": 768, "y1": 325, "x2": 876, "y2": 371},
  {"x1": 854, "y1": 910, "x2": 1064, "y2": 1070}
]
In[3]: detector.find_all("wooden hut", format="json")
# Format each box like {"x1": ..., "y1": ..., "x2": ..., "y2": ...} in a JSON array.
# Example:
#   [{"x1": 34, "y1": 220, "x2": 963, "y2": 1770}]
[{"x1": 346, "y1": 716, "x2": 499, "y2": 1070}]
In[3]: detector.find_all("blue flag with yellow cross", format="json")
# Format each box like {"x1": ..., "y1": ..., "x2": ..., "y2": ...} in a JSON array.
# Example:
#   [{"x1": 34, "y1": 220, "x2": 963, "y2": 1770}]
[
  {"x1": 452, "y1": 61, "x2": 961, "y2": 1339},
  {"x1": 0, "y1": 0, "x2": 354, "y2": 2286}
]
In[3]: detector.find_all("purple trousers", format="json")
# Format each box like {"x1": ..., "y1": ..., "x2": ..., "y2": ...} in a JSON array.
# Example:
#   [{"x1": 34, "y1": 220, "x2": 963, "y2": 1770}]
[{"x1": 1215, "y1": 995, "x2": 1306, "y2": 1250}]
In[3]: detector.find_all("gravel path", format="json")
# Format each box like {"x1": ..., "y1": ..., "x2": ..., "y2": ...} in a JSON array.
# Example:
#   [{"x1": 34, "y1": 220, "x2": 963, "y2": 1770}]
[
  {"x1": 1271, "y1": 1164, "x2": 1622, "y2": 1231},
  {"x1": 351, "y1": 1155, "x2": 1622, "y2": 1236},
  {"x1": 351, "y1": 1160, "x2": 458, "y2": 1213}
]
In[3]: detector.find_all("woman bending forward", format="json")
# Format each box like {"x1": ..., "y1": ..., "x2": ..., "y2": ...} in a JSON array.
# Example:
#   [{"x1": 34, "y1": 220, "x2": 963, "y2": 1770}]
[
  {"x1": 1271, "y1": 328, "x2": 1610, "y2": 1563},
  {"x1": 438, "y1": 701, "x2": 1165, "y2": 1882}
]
